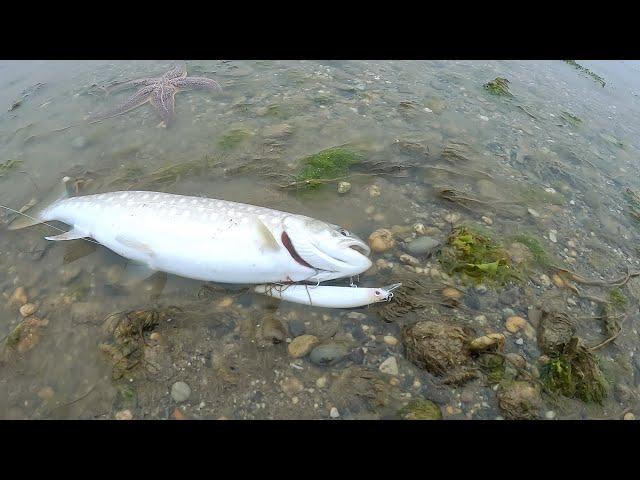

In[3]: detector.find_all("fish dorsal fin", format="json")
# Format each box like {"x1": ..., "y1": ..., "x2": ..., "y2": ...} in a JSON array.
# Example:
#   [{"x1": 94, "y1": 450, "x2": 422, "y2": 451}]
[
  {"x1": 251, "y1": 216, "x2": 280, "y2": 252},
  {"x1": 45, "y1": 226, "x2": 88, "y2": 241}
]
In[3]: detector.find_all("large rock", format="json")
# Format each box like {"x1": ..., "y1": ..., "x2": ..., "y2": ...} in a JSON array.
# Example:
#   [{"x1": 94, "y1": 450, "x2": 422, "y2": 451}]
[
  {"x1": 497, "y1": 381, "x2": 542, "y2": 420},
  {"x1": 402, "y1": 321, "x2": 472, "y2": 375},
  {"x1": 404, "y1": 236, "x2": 440, "y2": 257},
  {"x1": 537, "y1": 310, "x2": 576, "y2": 355}
]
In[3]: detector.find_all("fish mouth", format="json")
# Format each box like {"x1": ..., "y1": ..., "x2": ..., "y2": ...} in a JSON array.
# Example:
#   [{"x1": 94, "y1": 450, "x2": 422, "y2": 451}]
[
  {"x1": 335, "y1": 232, "x2": 370, "y2": 256},
  {"x1": 347, "y1": 241, "x2": 371, "y2": 257}
]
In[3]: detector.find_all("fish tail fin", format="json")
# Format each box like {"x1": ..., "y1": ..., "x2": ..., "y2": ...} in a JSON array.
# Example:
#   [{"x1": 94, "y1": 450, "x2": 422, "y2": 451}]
[{"x1": 5, "y1": 176, "x2": 73, "y2": 230}]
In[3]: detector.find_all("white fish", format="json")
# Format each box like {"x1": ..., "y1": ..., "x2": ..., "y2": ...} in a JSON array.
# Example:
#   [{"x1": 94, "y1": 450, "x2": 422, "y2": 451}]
[
  {"x1": 8, "y1": 178, "x2": 372, "y2": 285},
  {"x1": 254, "y1": 283, "x2": 402, "y2": 308}
]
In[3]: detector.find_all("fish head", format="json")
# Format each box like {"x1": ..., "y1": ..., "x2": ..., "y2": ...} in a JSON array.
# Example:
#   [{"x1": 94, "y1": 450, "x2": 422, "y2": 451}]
[{"x1": 282, "y1": 216, "x2": 372, "y2": 279}]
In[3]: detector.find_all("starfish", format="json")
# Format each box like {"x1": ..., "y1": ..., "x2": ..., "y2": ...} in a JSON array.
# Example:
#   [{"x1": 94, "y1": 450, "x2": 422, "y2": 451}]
[{"x1": 86, "y1": 64, "x2": 222, "y2": 126}]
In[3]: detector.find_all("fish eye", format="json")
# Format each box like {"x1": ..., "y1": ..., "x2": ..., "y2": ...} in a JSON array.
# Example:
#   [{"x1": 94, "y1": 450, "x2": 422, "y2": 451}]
[
  {"x1": 339, "y1": 228, "x2": 350, "y2": 236},
  {"x1": 375, "y1": 290, "x2": 381, "y2": 295}
]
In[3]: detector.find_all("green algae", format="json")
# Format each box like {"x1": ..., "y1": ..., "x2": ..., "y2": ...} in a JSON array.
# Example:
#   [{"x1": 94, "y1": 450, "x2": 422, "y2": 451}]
[
  {"x1": 560, "y1": 111, "x2": 582, "y2": 127},
  {"x1": 541, "y1": 338, "x2": 608, "y2": 404},
  {"x1": 608, "y1": 288, "x2": 628, "y2": 310},
  {"x1": 398, "y1": 399, "x2": 442, "y2": 420},
  {"x1": 509, "y1": 233, "x2": 551, "y2": 268},
  {"x1": 0, "y1": 159, "x2": 22, "y2": 178},
  {"x1": 439, "y1": 225, "x2": 516, "y2": 285},
  {"x1": 483, "y1": 77, "x2": 512, "y2": 97},
  {"x1": 295, "y1": 146, "x2": 365, "y2": 189},
  {"x1": 563, "y1": 60, "x2": 606, "y2": 87},
  {"x1": 217, "y1": 128, "x2": 251, "y2": 151},
  {"x1": 478, "y1": 353, "x2": 506, "y2": 384},
  {"x1": 623, "y1": 187, "x2": 640, "y2": 225}
]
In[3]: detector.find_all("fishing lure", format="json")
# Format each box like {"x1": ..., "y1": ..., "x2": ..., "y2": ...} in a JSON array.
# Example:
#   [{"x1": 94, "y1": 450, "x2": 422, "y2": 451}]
[{"x1": 254, "y1": 283, "x2": 402, "y2": 309}]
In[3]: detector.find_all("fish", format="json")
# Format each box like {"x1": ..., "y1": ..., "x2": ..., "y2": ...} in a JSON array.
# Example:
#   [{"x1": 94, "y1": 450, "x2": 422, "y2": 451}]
[
  {"x1": 254, "y1": 283, "x2": 402, "y2": 308},
  {"x1": 7, "y1": 178, "x2": 372, "y2": 285}
]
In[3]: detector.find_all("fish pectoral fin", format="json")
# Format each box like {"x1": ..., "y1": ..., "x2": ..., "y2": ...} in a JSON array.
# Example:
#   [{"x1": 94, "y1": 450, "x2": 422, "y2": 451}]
[
  {"x1": 45, "y1": 227, "x2": 89, "y2": 241},
  {"x1": 115, "y1": 235, "x2": 156, "y2": 258},
  {"x1": 251, "y1": 217, "x2": 281, "y2": 252}
]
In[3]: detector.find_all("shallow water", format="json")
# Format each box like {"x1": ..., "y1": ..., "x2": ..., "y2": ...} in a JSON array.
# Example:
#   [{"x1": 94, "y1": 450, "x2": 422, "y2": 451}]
[{"x1": 1, "y1": 60, "x2": 640, "y2": 420}]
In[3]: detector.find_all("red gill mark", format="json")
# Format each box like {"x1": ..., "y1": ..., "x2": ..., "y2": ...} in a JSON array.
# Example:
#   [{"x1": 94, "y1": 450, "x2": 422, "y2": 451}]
[{"x1": 281, "y1": 231, "x2": 314, "y2": 269}]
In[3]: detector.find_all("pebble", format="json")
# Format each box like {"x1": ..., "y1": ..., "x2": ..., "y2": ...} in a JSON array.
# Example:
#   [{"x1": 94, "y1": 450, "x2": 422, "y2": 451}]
[
  {"x1": 37, "y1": 386, "x2": 55, "y2": 401},
  {"x1": 216, "y1": 297, "x2": 234, "y2": 308},
  {"x1": 405, "y1": 236, "x2": 440, "y2": 256},
  {"x1": 515, "y1": 338, "x2": 524, "y2": 346},
  {"x1": 375, "y1": 259, "x2": 393, "y2": 272},
  {"x1": 348, "y1": 347, "x2": 365, "y2": 364},
  {"x1": 365, "y1": 206, "x2": 375, "y2": 215},
  {"x1": 288, "y1": 319, "x2": 306, "y2": 337},
  {"x1": 413, "y1": 223, "x2": 426, "y2": 235},
  {"x1": 623, "y1": 412, "x2": 636, "y2": 420},
  {"x1": 287, "y1": 334, "x2": 319, "y2": 358},
  {"x1": 552, "y1": 274, "x2": 565, "y2": 288},
  {"x1": 502, "y1": 308, "x2": 516, "y2": 319},
  {"x1": 19, "y1": 303, "x2": 37, "y2": 317},
  {"x1": 549, "y1": 230, "x2": 558, "y2": 243},
  {"x1": 280, "y1": 377, "x2": 304, "y2": 396},
  {"x1": 379, "y1": 356, "x2": 399, "y2": 376},
  {"x1": 527, "y1": 208, "x2": 540, "y2": 218},
  {"x1": 309, "y1": 343, "x2": 348, "y2": 366},
  {"x1": 171, "y1": 381, "x2": 191, "y2": 403},
  {"x1": 444, "y1": 212, "x2": 460, "y2": 223},
  {"x1": 368, "y1": 185, "x2": 381, "y2": 198},
  {"x1": 469, "y1": 333, "x2": 505, "y2": 352},
  {"x1": 481, "y1": 216, "x2": 493, "y2": 226},
  {"x1": 150, "y1": 332, "x2": 161, "y2": 341},
  {"x1": 545, "y1": 410, "x2": 556, "y2": 420},
  {"x1": 337, "y1": 181, "x2": 351, "y2": 194},
  {"x1": 383, "y1": 335, "x2": 399, "y2": 346},
  {"x1": 399, "y1": 254, "x2": 420, "y2": 267},
  {"x1": 368, "y1": 229, "x2": 395, "y2": 253},
  {"x1": 172, "y1": 408, "x2": 187, "y2": 420},
  {"x1": 539, "y1": 274, "x2": 551, "y2": 287},
  {"x1": 505, "y1": 353, "x2": 527, "y2": 370},
  {"x1": 391, "y1": 225, "x2": 413, "y2": 236},
  {"x1": 347, "y1": 312, "x2": 367, "y2": 320},
  {"x1": 8, "y1": 287, "x2": 28, "y2": 307},
  {"x1": 315, "y1": 376, "x2": 328, "y2": 389},
  {"x1": 442, "y1": 287, "x2": 463, "y2": 300},
  {"x1": 329, "y1": 407, "x2": 340, "y2": 418},
  {"x1": 474, "y1": 314, "x2": 487, "y2": 325},
  {"x1": 505, "y1": 316, "x2": 536, "y2": 339},
  {"x1": 115, "y1": 409, "x2": 133, "y2": 420}
]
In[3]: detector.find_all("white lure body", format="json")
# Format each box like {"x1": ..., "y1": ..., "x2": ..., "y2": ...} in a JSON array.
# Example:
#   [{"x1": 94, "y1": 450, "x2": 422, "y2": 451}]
[
  {"x1": 30, "y1": 190, "x2": 372, "y2": 284},
  {"x1": 254, "y1": 283, "x2": 402, "y2": 308}
]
